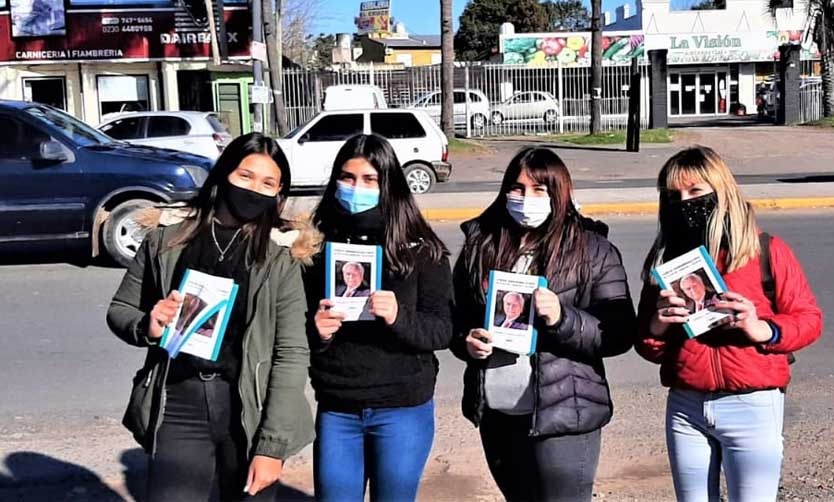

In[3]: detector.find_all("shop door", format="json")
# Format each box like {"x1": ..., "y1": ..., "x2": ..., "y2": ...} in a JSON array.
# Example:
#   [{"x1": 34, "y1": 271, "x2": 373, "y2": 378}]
[
  {"x1": 23, "y1": 78, "x2": 67, "y2": 110},
  {"x1": 213, "y1": 78, "x2": 254, "y2": 137},
  {"x1": 699, "y1": 73, "x2": 717, "y2": 115},
  {"x1": 681, "y1": 74, "x2": 697, "y2": 115}
]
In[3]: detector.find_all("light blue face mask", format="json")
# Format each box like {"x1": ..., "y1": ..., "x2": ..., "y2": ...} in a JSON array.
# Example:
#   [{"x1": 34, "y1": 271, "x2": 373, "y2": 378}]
[{"x1": 335, "y1": 181, "x2": 380, "y2": 214}]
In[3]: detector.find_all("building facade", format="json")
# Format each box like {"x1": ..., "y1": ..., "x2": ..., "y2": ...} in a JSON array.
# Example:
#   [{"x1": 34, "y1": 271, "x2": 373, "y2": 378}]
[
  {"x1": 0, "y1": 0, "x2": 257, "y2": 134},
  {"x1": 500, "y1": 0, "x2": 820, "y2": 118}
]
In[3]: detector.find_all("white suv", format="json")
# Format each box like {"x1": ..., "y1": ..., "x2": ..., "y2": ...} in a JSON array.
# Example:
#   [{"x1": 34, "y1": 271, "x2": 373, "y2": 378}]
[
  {"x1": 411, "y1": 89, "x2": 491, "y2": 131},
  {"x1": 98, "y1": 111, "x2": 232, "y2": 160},
  {"x1": 277, "y1": 109, "x2": 451, "y2": 194}
]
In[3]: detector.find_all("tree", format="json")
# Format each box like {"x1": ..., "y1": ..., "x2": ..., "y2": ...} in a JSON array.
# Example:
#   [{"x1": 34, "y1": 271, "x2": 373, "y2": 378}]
[
  {"x1": 455, "y1": 0, "x2": 550, "y2": 61},
  {"x1": 769, "y1": 0, "x2": 833, "y2": 117},
  {"x1": 441, "y1": 0, "x2": 455, "y2": 137},
  {"x1": 282, "y1": 0, "x2": 323, "y2": 64},
  {"x1": 689, "y1": 0, "x2": 726, "y2": 10},
  {"x1": 305, "y1": 33, "x2": 336, "y2": 70},
  {"x1": 543, "y1": 0, "x2": 590, "y2": 31}
]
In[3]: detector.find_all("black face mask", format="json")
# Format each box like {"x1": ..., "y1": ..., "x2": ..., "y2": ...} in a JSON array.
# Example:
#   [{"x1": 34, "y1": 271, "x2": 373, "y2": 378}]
[
  {"x1": 662, "y1": 192, "x2": 718, "y2": 256},
  {"x1": 220, "y1": 183, "x2": 277, "y2": 222}
]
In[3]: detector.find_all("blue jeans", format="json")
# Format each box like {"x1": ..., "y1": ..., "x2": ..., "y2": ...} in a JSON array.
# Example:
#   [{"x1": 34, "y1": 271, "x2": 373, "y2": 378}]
[
  {"x1": 313, "y1": 400, "x2": 435, "y2": 502},
  {"x1": 666, "y1": 388, "x2": 785, "y2": 502}
]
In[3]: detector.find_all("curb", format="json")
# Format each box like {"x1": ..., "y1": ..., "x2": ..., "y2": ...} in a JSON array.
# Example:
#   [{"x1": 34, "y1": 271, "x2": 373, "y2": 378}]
[{"x1": 420, "y1": 197, "x2": 834, "y2": 221}]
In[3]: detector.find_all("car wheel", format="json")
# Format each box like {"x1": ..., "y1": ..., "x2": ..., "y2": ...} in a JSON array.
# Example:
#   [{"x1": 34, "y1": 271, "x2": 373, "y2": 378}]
[
  {"x1": 403, "y1": 164, "x2": 436, "y2": 194},
  {"x1": 491, "y1": 111, "x2": 505, "y2": 125},
  {"x1": 544, "y1": 109, "x2": 558, "y2": 123},
  {"x1": 471, "y1": 113, "x2": 487, "y2": 130},
  {"x1": 103, "y1": 199, "x2": 155, "y2": 268}
]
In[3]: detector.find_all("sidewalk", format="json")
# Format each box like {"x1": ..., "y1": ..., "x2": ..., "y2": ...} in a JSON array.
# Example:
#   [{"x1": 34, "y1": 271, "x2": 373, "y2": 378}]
[
  {"x1": 448, "y1": 126, "x2": 834, "y2": 184},
  {"x1": 286, "y1": 182, "x2": 834, "y2": 222}
]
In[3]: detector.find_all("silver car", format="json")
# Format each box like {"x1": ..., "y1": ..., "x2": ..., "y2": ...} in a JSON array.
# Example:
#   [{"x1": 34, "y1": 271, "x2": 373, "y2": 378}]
[{"x1": 491, "y1": 91, "x2": 561, "y2": 125}]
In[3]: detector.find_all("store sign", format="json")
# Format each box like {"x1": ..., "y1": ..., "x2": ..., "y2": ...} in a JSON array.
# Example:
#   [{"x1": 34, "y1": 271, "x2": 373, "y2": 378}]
[
  {"x1": 647, "y1": 31, "x2": 820, "y2": 63},
  {"x1": 356, "y1": 0, "x2": 390, "y2": 35},
  {"x1": 0, "y1": 7, "x2": 251, "y2": 63},
  {"x1": 501, "y1": 32, "x2": 645, "y2": 67},
  {"x1": 10, "y1": 0, "x2": 66, "y2": 37}
]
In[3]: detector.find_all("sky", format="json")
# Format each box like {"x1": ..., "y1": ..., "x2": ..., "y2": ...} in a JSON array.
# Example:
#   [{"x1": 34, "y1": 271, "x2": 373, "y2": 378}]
[{"x1": 313, "y1": 0, "x2": 639, "y2": 37}]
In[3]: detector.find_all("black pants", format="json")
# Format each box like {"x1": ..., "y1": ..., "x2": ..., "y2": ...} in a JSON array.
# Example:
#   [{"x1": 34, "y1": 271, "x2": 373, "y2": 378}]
[
  {"x1": 479, "y1": 409, "x2": 601, "y2": 502},
  {"x1": 146, "y1": 376, "x2": 278, "y2": 502}
]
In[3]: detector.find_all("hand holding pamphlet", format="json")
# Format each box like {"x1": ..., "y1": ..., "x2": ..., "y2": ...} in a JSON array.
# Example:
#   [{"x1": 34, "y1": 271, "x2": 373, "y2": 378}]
[
  {"x1": 159, "y1": 269, "x2": 239, "y2": 361},
  {"x1": 651, "y1": 246, "x2": 730, "y2": 338},
  {"x1": 484, "y1": 270, "x2": 547, "y2": 355},
  {"x1": 325, "y1": 242, "x2": 382, "y2": 321}
]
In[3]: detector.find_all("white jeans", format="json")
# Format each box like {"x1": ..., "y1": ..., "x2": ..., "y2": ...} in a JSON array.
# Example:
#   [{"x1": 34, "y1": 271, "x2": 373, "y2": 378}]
[{"x1": 666, "y1": 388, "x2": 785, "y2": 502}]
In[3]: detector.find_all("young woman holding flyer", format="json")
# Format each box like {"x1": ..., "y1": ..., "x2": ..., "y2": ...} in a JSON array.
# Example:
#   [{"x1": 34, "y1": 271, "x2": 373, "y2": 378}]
[
  {"x1": 635, "y1": 146, "x2": 823, "y2": 501},
  {"x1": 305, "y1": 134, "x2": 453, "y2": 502},
  {"x1": 451, "y1": 146, "x2": 637, "y2": 502},
  {"x1": 107, "y1": 133, "x2": 317, "y2": 501}
]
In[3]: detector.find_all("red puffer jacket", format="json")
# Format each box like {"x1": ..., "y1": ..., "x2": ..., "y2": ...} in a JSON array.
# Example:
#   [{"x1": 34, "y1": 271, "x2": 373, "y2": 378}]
[{"x1": 635, "y1": 234, "x2": 822, "y2": 392}]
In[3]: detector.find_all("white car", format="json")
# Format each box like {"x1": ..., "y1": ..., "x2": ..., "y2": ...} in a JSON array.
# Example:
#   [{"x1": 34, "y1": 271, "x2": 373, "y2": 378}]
[
  {"x1": 98, "y1": 111, "x2": 232, "y2": 160},
  {"x1": 278, "y1": 109, "x2": 451, "y2": 194},
  {"x1": 323, "y1": 85, "x2": 388, "y2": 111},
  {"x1": 491, "y1": 91, "x2": 561, "y2": 125},
  {"x1": 411, "y1": 89, "x2": 491, "y2": 131}
]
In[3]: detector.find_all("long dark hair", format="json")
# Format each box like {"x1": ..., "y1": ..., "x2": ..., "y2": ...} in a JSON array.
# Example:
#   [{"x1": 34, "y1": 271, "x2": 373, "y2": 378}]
[
  {"x1": 312, "y1": 134, "x2": 447, "y2": 278},
  {"x1": 460, "y1": 147, "x2": 588, "y2": 301},
  {"x1": 168, "y1": 132, "x2": 292, "y2": 265}
]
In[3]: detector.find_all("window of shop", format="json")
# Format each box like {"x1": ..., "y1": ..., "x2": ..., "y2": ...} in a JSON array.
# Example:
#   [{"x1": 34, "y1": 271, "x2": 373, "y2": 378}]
[
  {"x1": 669, "y1": 69, "x2": 729, "y2": 117},
  {"x1": 22, "y1": 77, "x2": 67, "y2": 110},
  {"x1": 96, "y1": 75, "x2": 150, "y2": 120}
]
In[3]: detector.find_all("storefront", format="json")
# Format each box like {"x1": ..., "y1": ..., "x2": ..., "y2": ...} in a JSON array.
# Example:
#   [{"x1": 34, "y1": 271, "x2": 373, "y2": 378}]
[
  {"x1": 0, "y1": 0, "x2": 255, "y2": 128},
  {"x1": 498, "y1": 0, "x2": 820, "y2": 119}
]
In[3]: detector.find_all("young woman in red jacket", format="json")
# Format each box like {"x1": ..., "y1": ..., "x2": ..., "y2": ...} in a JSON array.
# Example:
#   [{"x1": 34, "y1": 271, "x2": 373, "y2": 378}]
[{"x1": 636, "y1": 146, "x2": 822, "y2": 502}]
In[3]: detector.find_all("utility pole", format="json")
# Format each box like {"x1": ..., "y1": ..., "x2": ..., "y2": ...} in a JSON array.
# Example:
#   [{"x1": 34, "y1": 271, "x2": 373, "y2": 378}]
[
  {"x1": 265, "y1": 0, "x2": 289, "y2": 135},
  {"x1": 440, "y1": 0, "x2": 455, "y2": 138},
  {"x1": 590, "y1": 0, "x2": 602, "y2": 135},
  {"x1": 251, "y1": 0, "x2": 265, "y2": 133}
]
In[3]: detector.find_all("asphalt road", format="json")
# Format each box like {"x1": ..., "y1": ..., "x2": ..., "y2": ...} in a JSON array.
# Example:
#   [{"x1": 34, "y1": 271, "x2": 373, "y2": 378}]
[{"x1": 1, "y1": 211, "x2": 832, "y2": 500}]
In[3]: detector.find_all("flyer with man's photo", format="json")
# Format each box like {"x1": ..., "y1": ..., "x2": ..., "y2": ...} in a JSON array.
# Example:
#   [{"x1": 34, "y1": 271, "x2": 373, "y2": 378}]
[
  {"x1": 325, "y1": 242, "x2": 382, "y2": 321},
  {"x1": 484, "y1": 270, "x2": 547, "y2": 355},
  {"x1": 159, "y1": 269, "x2": 239, "y2": 361},
  {"x1": 651, "y1": 246, "x2": 730, "y2": 338}
]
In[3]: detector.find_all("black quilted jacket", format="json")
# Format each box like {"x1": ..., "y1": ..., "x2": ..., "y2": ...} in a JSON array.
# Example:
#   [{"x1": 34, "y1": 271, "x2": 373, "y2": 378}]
[{"x1": 450, "y1": 218, "x2": 637, "y2": 437}]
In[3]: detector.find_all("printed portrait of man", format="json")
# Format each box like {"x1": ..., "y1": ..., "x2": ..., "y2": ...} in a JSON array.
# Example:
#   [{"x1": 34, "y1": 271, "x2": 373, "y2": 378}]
[
  {"x1": 679, "y1": 272, "x2": 719, "y2": 313},
  {"x1": 494, "y1": 291, "x2": 529, "y2": 330},
  {"x1": 335, "y1": 261, "x2": 371, "y2": 298}
]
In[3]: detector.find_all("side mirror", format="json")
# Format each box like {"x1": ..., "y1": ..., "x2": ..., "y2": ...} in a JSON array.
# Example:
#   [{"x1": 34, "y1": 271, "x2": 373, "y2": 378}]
[
  {"x1": 298, "y1": 134, "x2": 310, "y2": 145},
  {"x1": 34, "y1": 140, "x2": 68, "y2": 163}
]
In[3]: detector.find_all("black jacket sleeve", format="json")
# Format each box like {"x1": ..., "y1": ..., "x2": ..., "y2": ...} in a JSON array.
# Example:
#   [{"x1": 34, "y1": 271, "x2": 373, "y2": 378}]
[
  {"x1": 537, "y1": 239, "x2": 637, "y2": 359},
  {"x1": 450, "y1": 249, "x2": 483, "y2": 362},
  {"x1": 389, "y1": 253, "x2": 454, "y2": 352}
]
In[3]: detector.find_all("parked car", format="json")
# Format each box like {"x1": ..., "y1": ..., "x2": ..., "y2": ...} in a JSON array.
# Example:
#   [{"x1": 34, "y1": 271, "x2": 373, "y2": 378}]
[
  {"x1": 277, "y1": 109, "x2": 450, "y2": 194},
  {"x1": 323, "y1": 85, "x2": 388, "y2": 111},
  {"x1": 98, "y1": 111, "x2": 232, "y2": 160},
  {"x1": 764, "y1": 76, "x2": 821, "y2": 118},
  {"x1": 490, "y1": 91, "x2": 560, "y2": 125},
  {"x1": 0, "y1": 100, "x2": 213, "y2": 267},
  {"x1": 411, "y1": 89, "x2": 490, "y2": 131}
]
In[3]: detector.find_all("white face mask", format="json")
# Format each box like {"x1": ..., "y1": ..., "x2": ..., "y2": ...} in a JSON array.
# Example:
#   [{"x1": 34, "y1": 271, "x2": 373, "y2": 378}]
[{"x1": 506, "y1": 193, "x2": 552, "y2": 228}]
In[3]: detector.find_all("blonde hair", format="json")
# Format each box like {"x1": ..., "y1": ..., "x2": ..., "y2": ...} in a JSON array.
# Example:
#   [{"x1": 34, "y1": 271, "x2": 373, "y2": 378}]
[{"x1": 642, "y1": 146, "x2": 759, "y2": 280}]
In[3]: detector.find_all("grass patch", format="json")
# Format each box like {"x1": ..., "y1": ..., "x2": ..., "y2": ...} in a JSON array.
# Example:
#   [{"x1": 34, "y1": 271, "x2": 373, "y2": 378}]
[
  {"x1": 550, "y1": 128, "x2": 675, "y2": 145},
  {"x1": 802, "y1": 117, "x2": 834, "y2": 128},
  {"x1": 448, "y1": 138, "x2": 492, "y2": 154}
]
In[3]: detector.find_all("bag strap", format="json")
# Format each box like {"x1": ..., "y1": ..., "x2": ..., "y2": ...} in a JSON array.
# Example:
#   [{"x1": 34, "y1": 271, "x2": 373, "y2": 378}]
[
  {"x1": 759, "y1": 232, "x2": 796, "y2": 365},
  {"x1": 759, "y1": 232, "x2": 776, "y2": 310}
]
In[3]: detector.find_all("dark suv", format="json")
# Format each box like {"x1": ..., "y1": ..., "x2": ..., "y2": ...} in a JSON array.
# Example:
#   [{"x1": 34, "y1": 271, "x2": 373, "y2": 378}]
[{"x1": 0, "y1": 101, "x2": 213, "y2": 267}]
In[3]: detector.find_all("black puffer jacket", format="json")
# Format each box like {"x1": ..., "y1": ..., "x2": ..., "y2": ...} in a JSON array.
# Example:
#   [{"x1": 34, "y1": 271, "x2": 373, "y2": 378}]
[{"x1": 450, "y1": 218, "x2": 637, "y2": 437}]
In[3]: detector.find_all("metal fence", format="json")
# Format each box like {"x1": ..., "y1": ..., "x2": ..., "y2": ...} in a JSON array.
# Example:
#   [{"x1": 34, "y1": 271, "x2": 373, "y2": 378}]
[
  {"x1": 799, "y1": 80, "x2": 824, "y2": 123},
  {"x1": 279, "y1": 62, "x2": 651, "y2": 137}
]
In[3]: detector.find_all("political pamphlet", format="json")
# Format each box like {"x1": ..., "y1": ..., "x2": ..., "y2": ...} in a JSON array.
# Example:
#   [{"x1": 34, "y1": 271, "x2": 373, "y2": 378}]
[
  {"x1": 651, "y1": 246, "x2": 730, "y2": 338},
  {"x1": 159, "y1": 269, "x2": 239, "y2": 361},
  {"x1": 325, "y1": 242, "x2": 382, "y2": 321},
  {"x1": 484, "y1": 270, "x2": 547, "y2": 355}
]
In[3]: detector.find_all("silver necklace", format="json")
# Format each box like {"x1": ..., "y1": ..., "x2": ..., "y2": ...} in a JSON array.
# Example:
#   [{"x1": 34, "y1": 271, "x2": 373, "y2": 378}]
[{"x1": 211, "y1": 220, "x2": 243, "y2": 262}]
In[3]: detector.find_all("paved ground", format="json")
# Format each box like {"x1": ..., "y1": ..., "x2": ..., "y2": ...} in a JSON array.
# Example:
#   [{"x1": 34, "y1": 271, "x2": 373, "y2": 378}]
[
  {"x1": 448, "y1": 126, "x2": 834, "y2": 185},
  {"x1": 1, "y1": 211, "x2": 832, "y2": 501}
]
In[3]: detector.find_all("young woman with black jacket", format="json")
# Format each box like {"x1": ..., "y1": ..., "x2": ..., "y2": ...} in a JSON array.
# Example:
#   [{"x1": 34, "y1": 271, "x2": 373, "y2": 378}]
[
  {"x1": 304, "y1": 134, "x2": 453, "y2": 502},
  {"x1": 451, "y1": 147, "x2": 637, "y2": 502}
]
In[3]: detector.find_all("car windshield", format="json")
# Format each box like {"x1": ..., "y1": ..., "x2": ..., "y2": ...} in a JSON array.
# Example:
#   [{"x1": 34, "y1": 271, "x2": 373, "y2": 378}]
[{"x1": 24, "y1": 105, "x2": 114, "y2": 147}]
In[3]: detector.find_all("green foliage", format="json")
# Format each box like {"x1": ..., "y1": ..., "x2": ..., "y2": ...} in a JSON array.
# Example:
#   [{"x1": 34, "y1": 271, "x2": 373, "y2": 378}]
[
  {"x1": 542, "y1": 0, "x2": 590, "y2": 31},
  {"x1": 455, "y1": 0, "x2": 550, "y2": 61}
]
